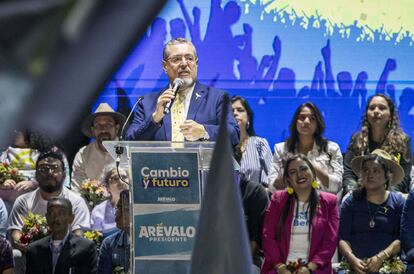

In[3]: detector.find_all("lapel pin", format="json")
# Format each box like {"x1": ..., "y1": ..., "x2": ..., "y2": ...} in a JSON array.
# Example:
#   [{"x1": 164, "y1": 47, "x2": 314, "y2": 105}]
[{"x1": 195, "y1": 92, "x2": 201, "y2": 100}]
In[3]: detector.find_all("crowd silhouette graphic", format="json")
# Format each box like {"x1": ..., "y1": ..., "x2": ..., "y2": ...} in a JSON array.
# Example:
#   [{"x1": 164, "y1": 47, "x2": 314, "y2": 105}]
[{"x1": 96, "y1": 0, "x2": 414, "y2": 151}]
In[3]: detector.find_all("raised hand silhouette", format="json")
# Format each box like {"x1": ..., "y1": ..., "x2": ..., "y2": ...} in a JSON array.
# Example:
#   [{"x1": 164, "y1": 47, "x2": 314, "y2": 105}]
[
  {"x1": 376, "y1": 58, "x2": 397, "y2": 94},
  {"x1": 236, "y1": 23, "x2": 258, "y2": 81},
  {"x1": 310, "y1": 61, "x2": 325, "y2": 98},
  {"x1": 321, "y1": 39, "x2": 339, "y2": 97}
]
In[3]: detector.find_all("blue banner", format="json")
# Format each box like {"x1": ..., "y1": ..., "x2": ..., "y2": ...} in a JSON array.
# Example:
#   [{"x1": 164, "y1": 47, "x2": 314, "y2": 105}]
[{"x1": 96, "y1": 0, "x2": 414, "y2": 153}]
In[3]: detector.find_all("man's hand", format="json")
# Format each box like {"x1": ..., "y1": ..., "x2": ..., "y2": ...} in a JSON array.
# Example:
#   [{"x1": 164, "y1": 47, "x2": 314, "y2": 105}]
[
  {"x1": 73, "y1": 229, "x2": 84, "y2": 236},
  {"x1": 13, "y1": 241, "x2": 28, "y2": 253},
  {"x1": 152, "y1": 88, "x2": 176, "y2": 123},
  {"x1": 0, "y1": 179, "x2": 16, "y2": 190},
  {"x1": 366, "y1": 255, "x2": 383, "y2": 273},
  {"x1": 11, "y1": 230, "x2": 28, "y2": 253},
  {"x1": 180, "y1": 120, "x2": 206, "y2": 141},
  {"x1": 14, "y1": 180, "x2": 37, "y2": 192},
  {"x1": 349, "y1": 256, "x2": 368, "y2": 274}
]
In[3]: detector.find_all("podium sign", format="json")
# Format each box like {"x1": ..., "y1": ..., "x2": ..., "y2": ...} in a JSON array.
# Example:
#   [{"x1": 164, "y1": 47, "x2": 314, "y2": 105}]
[
  {"x1": 134, "y1": 206, "x2": 199, "y2": 257},
  {"x1": 103, "y1": 141, "x2": 214, "y2": 274},
  {"x1": 131, "y1": 152, "x2": 200, "y2": 204},
  {"x1": 132, "y1": 150, "x2": 202, "y2": 273}
]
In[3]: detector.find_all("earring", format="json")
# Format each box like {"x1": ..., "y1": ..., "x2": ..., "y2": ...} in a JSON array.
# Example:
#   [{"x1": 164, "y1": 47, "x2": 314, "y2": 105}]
[
  {"x1": 312, "y1": 180, "x2": 319, "y2": 189},
  {"x1": 247, "y1": 121, "x2": 250, "y2": 129},
  {"x1": 387, "y1": 120, "x2": 392, "y2": 129},
  {"x1": 287, "y1": 187, "x2": 294, "y2": 195}
]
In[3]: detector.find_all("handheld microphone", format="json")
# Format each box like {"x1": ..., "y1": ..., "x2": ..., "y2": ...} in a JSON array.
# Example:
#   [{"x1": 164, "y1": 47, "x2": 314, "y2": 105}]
[
  {"x1": 163, "y1": 78, "x2": 184, "y2": 115},
  {"x1": 115, "y1": 96, "x2": 144, "y2": 169}
]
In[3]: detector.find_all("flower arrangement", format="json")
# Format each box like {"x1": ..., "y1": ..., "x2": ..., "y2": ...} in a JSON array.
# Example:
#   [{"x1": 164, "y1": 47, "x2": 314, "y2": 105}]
[
  {"x1": 339, "y1": 256, "x2": 405, "y2": 274},
  {"x1": 379, "y1": 256, "x2": 405, "y2": 274},
  {"x1": 113, "y1": 266, "x2": 125, "y2": 274},
  {"x1": 0, "y1": 161, "x2": 26, "y2": 185},
  {"x1": 19, "y1": 212, "x2": 49, "y2": 244},
  {"x1": 83, "y1": 230, "x2": 103, "y2": 250},
  {"x1": 286, "y1": 258, "x2": 307, "y2": 272},
  {"x1": 80, "y1": 179, "x2": 108, "y2": 209},
  {"x1": 338, "y1": 260, "x2": 354, "y2": 274}
]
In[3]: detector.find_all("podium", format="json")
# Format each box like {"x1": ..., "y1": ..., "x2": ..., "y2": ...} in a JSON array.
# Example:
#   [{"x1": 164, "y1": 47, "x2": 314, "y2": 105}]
[{"x1": 103, "y1": 141, "x2": 215, "y2": 274}]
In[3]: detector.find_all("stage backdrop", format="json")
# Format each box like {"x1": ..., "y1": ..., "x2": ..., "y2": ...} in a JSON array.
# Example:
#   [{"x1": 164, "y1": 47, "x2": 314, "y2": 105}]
[{"x1": 94, "y1": 0, "x2": 414, "y2": 152}]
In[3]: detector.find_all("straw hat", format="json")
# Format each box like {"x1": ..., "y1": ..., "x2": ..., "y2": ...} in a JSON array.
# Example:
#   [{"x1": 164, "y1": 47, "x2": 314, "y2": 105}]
[
  {"x1": 81, "y1": 103, "x2": 126, "y2": 138},
  {"x1": 351, "y1": 149, "x2": 404, "y2": 185}
]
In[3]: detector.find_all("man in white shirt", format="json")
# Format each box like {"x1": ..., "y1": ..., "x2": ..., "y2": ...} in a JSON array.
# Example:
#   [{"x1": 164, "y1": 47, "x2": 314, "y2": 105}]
[
  {"x1": 71, "y1": 103, "x2": 126, "y2": 192},
  {"x1": 7, "y1": 149, "x2": 90, "y2": 274}
]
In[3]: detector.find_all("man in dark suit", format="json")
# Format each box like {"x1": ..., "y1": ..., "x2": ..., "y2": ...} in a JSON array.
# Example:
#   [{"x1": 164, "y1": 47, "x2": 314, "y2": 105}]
[
  {"x1": 25, "y1": 197, "x2": 97, "y2": 274},
  {"x1": 125, "y1": 38, "x2": 240, "y2": 146}
]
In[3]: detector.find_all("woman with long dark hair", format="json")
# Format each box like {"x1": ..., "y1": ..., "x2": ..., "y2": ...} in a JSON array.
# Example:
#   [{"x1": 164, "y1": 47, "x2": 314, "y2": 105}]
[
  {"x1": 262, "y1": 154, "x2": 339, "y2": 274},
  {"x1": 343, "y1": 93, "x2": 412, "y2": 193},
  {"x1": 268, "y1": 102, "x2": 343, "y2": 193},
  {"x1": 231, "y1": 96, "x2": 272, "y2": 186},
  {"x1": 339, "y1": 150, "x2": 404, "y2": 274}
]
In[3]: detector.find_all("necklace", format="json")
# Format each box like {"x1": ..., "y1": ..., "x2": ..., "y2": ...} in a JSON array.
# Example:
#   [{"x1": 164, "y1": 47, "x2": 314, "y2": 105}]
[
  {"x1": 294, "y1": 201, "x2": 310, "y2": 223},
  {"x1": 366, "y1": 200, "x2": 381, "y2": 228},
  {"x1": 240, "y1": 137, "x2": 249, "y2": 152}
]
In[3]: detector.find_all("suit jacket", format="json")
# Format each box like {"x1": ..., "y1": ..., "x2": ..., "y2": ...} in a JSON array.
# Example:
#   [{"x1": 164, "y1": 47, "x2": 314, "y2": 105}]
[
  {"x1": 261, "y1": 191, "x2": 339, "y2": 274},
  {"x1": 125, "y1": 81, "x2": 240, "y2": 146},
  {"x1": 26, "y1": 234, "x2": 98, "y2": 274}
]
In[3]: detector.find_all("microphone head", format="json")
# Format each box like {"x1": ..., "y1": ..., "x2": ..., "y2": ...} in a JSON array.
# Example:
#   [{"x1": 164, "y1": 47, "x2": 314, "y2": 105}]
[{"x1": 173, "y1": 78, "x2": 184, "y2": 87}]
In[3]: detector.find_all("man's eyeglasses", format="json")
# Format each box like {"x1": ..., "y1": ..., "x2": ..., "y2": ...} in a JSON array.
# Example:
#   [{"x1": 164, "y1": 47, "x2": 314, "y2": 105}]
[
  {"x1": 166, "y1": 54, "x2": 197, "y2": 65},
  {"x1": 92, "y1": 123, "x2": 115, "y2": 130},
  {"x1": 38, "y1": 164, "x2": 62, "y2": 174}
]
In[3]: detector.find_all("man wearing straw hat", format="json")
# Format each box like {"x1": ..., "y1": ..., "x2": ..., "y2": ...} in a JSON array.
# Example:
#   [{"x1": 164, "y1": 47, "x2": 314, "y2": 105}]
[{"x1": 71, "y1": 103, "x2": 126, "y2": 192}]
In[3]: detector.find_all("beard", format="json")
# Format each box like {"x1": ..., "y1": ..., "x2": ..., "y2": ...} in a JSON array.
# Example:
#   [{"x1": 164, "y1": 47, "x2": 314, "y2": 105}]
[
  {"x1": 39, "y1": 179, "x2": 64, "y2": 193},
  {"x1": 97, "y1": 132, "x2": 112, "y2": 142},
  {"x1": 180, "y1": 77, "x2": 195, "y2": 89}
]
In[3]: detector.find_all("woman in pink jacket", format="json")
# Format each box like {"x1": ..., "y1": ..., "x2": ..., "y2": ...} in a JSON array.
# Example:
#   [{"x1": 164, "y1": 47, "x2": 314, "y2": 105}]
[{"x1": 262, "y1": 154, "x2": 339, "y2": 274}]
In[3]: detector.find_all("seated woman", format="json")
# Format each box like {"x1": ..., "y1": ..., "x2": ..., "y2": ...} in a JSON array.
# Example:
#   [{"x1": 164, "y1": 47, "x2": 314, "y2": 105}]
[
  {"x1": 90, "y1": 165, "x2": 129, "y2": 233},
  {"x1": 343, "y1": 94, "x2": 412, "y2": 193},
  {"x1": 231, "y1": 96, "x2": 272, "y2": 186},
  {"x1": 268, "y1": 102, "x2": 343, "y2": 194},
  {"x1": 262, "y1": 154, "x2": 339, "y2": 274},
  {"x1": 339, "y1": 149, "x2": 405, "y2": 274},
  {"x1": 0, "y1": 129, "x2": 70, "y2": 212}
]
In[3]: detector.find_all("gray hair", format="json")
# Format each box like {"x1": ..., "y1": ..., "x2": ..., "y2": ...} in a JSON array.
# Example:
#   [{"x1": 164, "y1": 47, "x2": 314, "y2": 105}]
[
  {"x1": 100, "y1": 164, "x2": 129, "y2": 186},
  {"x1": 162, "y1": 38, "x2": 198, "y2": 60}
]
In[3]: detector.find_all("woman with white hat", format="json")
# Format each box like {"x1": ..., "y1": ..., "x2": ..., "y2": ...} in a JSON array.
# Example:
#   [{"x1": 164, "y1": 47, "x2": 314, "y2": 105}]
[{"x1": 339, "y1": 149, "x2": 405, "y2": 274}]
